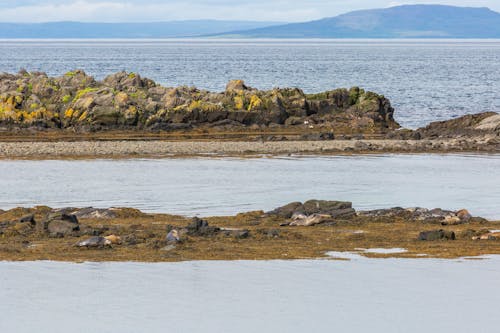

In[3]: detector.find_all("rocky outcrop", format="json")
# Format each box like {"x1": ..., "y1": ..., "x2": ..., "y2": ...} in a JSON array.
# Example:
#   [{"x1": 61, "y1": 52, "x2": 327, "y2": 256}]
[
  {"x1": 267, "y1": 201, "x2": 486, "y2": 227},
  {"x1": 0, "y1": 70, "x2": 399, "y2": 133},
  {"x1": 267, "y1": 200, "x2": 355, "y2": 219},
  {"x1": 415, "y1": 112, "x2": 500, "y2": 138},
  {"x1": 358, "y1": 207, "x2": 481, "y2": 224}
]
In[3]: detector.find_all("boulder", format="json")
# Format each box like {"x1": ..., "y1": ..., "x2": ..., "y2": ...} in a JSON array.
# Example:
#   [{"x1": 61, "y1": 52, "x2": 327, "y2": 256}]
[
  {"x1": 267, "y1": 200, "x2": 355, "y2": 220},
  {"x1": 302, "y1": 200, "x2": 355, "y2": 217},
  {"x1": 266, "y1": 202, "x2": 304, "y2": 218},
  {"x1": 185, "y1": 217, "x2": 220, "y2": 236},
  {"x1": 18, "y1": 214, "x2": 36, "y2": 226},
  {"x1": 43, "y1": 212, "x2": 80, "y2": 237},
  {"x1": 418, "y1": 230, "x2": 456, "y2": 241},
  {"x1": 70, "y1": 207, "x2": 118, "y2": 219}
]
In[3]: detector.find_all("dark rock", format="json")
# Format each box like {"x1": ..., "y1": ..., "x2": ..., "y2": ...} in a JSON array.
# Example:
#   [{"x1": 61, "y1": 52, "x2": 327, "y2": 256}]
[
  {"x1": 302, "y1": 200, "x2": 354, "y2": 217},
  {"x1": 47, "y1": 220, "x2": 80, "y2": 237},
  {"x1": 71, "y1": 207, "x2": 117, "y2": 219},
  {"x1": 416, "y1": 112, "x2": 498, "y2": 138},
  {"x1": 418, "y1": 230, "x2": 456, "y2": 241},
  {"x1": 266, "y1": 202, "x2": 304, "y2": 218},
  {"x1": 185, "y1": 217, "x2": 220, "y2": 236},
  {"x1": 18, "y1": 214, "x2": 36, "y2": 226},
  {"x1": 43, "y1": 212, "x2": 80, "y2": 237}
]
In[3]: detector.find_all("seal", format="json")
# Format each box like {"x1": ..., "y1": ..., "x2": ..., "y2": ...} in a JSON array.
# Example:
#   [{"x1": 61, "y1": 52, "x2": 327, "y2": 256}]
[
  {"x1": 75, "y1": 236, "x2": 112, "y2": 248},
  {"x1": 166, "y1": 229, "x2": 180, "y2": 243},
  {"x1": 104, "y1": 234, "x2": 121, "y2": 244}
]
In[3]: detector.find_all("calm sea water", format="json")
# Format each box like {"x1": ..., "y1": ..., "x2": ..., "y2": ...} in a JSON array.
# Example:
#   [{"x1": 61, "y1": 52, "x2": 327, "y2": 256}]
[
  {"x1": 2, "y1": 257, "x2": 500, "y2": 333},
  {"x1": 0, "y1": 39, "x2": 499, "y2": 128},
  {"x1": 1, "y1": 154, "x2": 499, "y2": 219}
]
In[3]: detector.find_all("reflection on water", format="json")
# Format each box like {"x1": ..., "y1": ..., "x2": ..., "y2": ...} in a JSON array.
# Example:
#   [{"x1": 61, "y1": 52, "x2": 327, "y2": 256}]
[
  {"x1": 0, "y1": 154, "x2": 499, "y2": 219},
  {"x1": 1, "y1": 257, "x2": 500, "y2": 333}
]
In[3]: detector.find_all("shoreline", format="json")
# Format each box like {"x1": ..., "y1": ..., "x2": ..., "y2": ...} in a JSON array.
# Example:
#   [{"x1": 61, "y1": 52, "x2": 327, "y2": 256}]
[{"x1": 1, "y1": 137, "x2": 498, "y2": 159}]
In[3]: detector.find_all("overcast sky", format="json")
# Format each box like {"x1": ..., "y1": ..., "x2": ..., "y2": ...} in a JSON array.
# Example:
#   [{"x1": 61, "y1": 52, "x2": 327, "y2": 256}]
[{"x1": 0, "y1": 0, "x2": 499, "y2": 23}]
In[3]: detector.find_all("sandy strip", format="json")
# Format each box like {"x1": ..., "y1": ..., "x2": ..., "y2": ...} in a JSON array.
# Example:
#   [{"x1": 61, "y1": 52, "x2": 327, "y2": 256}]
[{"x1": 0, "y1": 138, "x2": 497, "y2": 159}]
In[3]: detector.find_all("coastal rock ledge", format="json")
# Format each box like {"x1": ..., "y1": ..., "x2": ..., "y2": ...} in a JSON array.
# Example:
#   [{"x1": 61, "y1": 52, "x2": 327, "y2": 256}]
[{"x1": 0, "y1": 70, "x2": 398, "y2": 133}]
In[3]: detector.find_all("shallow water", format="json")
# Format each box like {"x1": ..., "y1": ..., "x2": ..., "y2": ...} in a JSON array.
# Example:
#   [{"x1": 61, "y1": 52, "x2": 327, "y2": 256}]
[
  {"x1": 1, "y1": 39, "x2": 499, "y2": 128},
  {"x1": 1, "y1": 154, "x2": 499, "y2": 219},
  {"x1": 1, "y1": 257, "x2": 500, "y2": 333}
]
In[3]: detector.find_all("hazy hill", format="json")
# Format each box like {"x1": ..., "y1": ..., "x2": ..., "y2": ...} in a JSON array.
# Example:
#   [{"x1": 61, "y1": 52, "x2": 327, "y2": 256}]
[
  {"x1": 0, "y1": 20, "x2": 281, "y2": 38},
  {"x1": 218, "y1": 5, "x2": 500, "y2": 38}
]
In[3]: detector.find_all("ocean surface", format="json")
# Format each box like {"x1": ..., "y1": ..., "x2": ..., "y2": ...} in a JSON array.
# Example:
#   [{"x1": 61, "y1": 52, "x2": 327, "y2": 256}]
[
  {"x1": 2, "y1": 256, "x2": 500, "y2": 333},
  {"x1": 1, "y1": 154, "x2": 499, "y2": 219},
  {"x1": 0, "y1": 39, "x2": 499, "y2": 128}
]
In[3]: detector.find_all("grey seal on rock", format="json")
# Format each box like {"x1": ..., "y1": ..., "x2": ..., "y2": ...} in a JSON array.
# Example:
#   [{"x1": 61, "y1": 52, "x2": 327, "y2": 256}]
[
  {"x1": 75, "y1": 236, "x2": 112, "y2": 248},
  {"x1": 166, "y1": 229, "x2": 180, "y2": 243}
]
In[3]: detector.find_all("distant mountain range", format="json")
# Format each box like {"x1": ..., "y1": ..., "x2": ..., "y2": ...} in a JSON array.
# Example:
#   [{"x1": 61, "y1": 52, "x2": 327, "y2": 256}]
[
  {"x1": 0, "y1": 20, "x2": 281, "y2": 38},
  {"x1": 219, "y1": 5, "x2": 500, "y2": 38},
  {"x1": 1, "y1": 5, "x2": 500, "y2": 39}
]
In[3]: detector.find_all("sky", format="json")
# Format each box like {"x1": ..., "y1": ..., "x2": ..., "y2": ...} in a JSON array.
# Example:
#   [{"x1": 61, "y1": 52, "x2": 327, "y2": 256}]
[{"x1": 0, "y1": 0, "x2": 499, "y2": 23}]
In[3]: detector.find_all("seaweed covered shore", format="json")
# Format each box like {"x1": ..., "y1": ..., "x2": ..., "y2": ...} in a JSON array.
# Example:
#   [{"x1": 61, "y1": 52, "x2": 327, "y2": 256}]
[{"x1": 1, "y1": 200, "x2": 499, "y2": 262}]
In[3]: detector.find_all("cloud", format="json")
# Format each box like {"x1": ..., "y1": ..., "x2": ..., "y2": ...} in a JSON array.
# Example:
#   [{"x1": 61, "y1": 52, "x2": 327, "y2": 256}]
[{"x1": 0, "y1": 0, "x2": 499, "y2": 22}]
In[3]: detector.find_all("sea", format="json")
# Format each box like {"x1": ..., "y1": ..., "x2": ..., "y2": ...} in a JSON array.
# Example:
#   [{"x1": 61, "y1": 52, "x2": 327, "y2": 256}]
[
  {"x1": 1, "y1": 39, "x2": 499, "y2": 333},
  {"x1": 0, "y1": 39, "x2": 499, "y2": 128}
]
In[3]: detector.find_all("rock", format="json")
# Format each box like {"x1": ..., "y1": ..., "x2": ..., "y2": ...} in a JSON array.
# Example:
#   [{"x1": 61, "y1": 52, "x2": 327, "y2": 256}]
[
  {"x1": 225, "y1": 80, "x2": 249, "y2": 92},
  {"x1": 185, "y1": 217, "x2": 220, "y2": 236},
  {"x1": 475, "y1": 114, "x2": 500, "y2": 131},
  {"x1": 18, "y1": 214, "x2": 36, "y2": 226},
  {"x1": 70, "y1": 207, "x2": 118, "y2": 219},
  {"x1": 416, "y1": 112, "x2": 498, "y2": 138},
  {"x1": 75, "y1": 236, "x2": 112, "y2": 248},
  {"x1": 0, "y1": 71, "x2": 399, "y2": 133},
  {"x1": 44, "y1": 212, "x2": 80, "y2": 237},
  {"x1": 46, "y1": 212, "x2": 79, "y2": 224},
  {"x1": 418, "y1": 230, "x2": 456, "y2": 241},
  {"x1": 302, "y1": 200, "x2": 355, "y2": 217},
  {"x1": 47, "y1": 220, "x2": 80, "y2": 237},
  {"x1": 266, "y1": 202, "x2": 304, "y2": 218},
  {"x1": 267, "y1": 200, "x2": 355, "y2": 220},
  {"x1": 222, "y1": 228, "x2": 250, "y2": 239}
]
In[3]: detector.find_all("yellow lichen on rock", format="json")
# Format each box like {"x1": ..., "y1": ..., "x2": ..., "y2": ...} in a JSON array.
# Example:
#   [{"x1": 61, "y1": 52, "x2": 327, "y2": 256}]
[
  {"x1": 115, "y1": 92, "x2": 129, "y2": 106},
  {"x1": 248, "y1": 95, "x2": 262, "y2": 111},
  {"x1": 64, "y1": 108, "x2": 74, "y2": 119},
  {"x1": 234, "y1": 95, "x2": 245, "y2": 110},
  {"x1": 78, "y1": 111, "x2": 88, "y2": 121}
]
